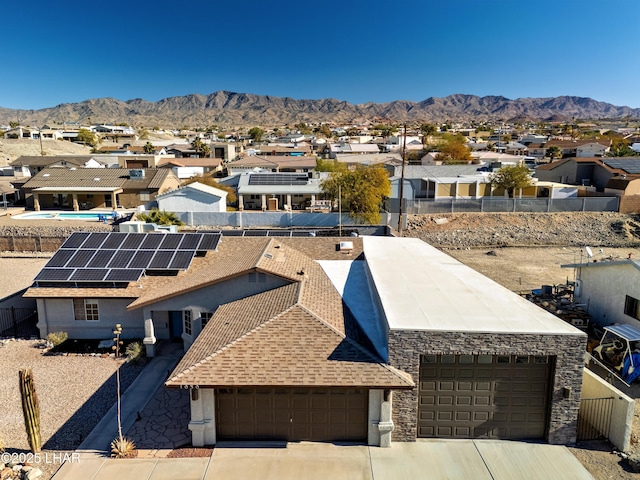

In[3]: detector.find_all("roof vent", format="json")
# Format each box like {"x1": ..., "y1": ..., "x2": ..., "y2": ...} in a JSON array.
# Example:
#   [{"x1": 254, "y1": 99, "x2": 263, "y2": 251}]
[
  {"x1": 93, "y1": 177, "x2": 101, "y2": 182},
  {"x1": 339, "y1": 241, "x2": 354, "y2": 252}
]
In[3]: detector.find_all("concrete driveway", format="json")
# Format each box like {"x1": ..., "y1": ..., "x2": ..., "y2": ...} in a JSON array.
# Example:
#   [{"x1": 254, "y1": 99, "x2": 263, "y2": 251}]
[{"x1": 53, "y1": 440, "x2": 593, "y2": 480}]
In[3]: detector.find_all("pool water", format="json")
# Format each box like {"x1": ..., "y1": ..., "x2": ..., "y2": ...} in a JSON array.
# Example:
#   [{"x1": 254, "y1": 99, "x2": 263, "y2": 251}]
[{"x1": 13, "y1": 211, "x2": 113, "y2": 221}]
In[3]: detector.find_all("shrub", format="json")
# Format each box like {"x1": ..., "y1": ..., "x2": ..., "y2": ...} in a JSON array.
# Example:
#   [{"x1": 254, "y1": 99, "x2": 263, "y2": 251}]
[
  {"x1": 125, "y1": 341, "x2": 145, "y2": 364},
  {"x1": 110, "y1": 436, "x2": 137, "y2": 458},
  {"x1": 46, "y1": 331, "x2": 68, "y2": 347}
]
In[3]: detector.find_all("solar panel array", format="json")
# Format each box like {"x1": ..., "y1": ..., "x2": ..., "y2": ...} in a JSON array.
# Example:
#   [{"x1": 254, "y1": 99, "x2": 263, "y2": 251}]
[
  {"x1": 248, "y1": 174, "x2": 309, "y2": 186},
  {"x1": 35, "y1": 232, "x2": 221, "y2": 284},
  {"x1": 602, "y1": 159, "x2": 640, "y2": 174}
]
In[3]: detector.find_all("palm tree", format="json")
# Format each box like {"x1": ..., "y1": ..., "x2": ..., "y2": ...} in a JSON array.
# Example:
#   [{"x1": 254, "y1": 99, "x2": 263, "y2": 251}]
[
  {"x1": 143, "y1": 142, "x2": 155, "y2": 154},
  {"x1": 191, "y1": 137, "x2": 210, "y2": 157}
]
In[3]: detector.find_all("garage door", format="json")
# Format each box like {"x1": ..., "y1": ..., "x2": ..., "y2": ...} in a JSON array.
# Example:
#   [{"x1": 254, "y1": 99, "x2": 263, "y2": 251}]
[
  {"x1": 418, "y1": 354, "x2": 552, "y2": 440},
  {"x1": 216, "y1": 388, "x2": 368, "y2": 442}
]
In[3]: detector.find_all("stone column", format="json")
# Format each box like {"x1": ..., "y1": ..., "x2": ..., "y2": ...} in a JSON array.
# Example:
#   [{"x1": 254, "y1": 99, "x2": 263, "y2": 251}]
[
  {"x1": 142, "y1": 318, "x2": 157, "y2": 357},
  {"x1": 368, "y1": 389, "x2": 394, "y2": 447},
  {"x1": 72, "y1": 193, "x2": 79, "y2": 211},
  {"x1": 34, "y1": 193, "x2": 40, "y2": 211},
  {"x1": 238, "y1": 195, "x2": 244, "y2": 211},
  {"x1": 286, "y1": 194, "x2": 292, "y2": 209},
  {"x1": 261, "y1": 194, "x2": 266, "y2": 211},
  {"x1": 111, "y1": 192, "x2": 118, "y2": 208},
  {"x1": 189, "y1": 388, "x2": 216, "y2": 446}
]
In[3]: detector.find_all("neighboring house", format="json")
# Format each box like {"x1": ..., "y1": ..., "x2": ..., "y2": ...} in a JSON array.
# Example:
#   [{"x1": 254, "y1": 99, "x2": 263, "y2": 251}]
[
  {"x1": 10, "y1": 156, "x2": 107, "y2": 178},
  {"x1": 157, "y1": 157, "x2": 225, "y2": 178},
  {"x1": 543, "y1": 139, "x2": 611, "y2": 158},
  {"x1": 164, "y1": 143, "x2": 235, "y2": 161},
  {"x1": 236, "y1": 172, "x2": 325, "y2": 210},
  {"x1": 535, "y1": 157, "x2": 640, "y2": 191},
  {"x1": 604, "y1": 177, "x2": 640, "y2": 213},
  {"x1": 96, "y1": 145, "x2": 168, "y2": 156},
  {"x1": 19, "y1": 167, "x2": 180, "y2": 211},
  {"x1": 325, "y1": 143, "x2": 380, "y2": 159},
  {"x1": 24, "y1": 234, "x2": 585, "y2": 447},
  {"x1": 334, "y1": 153, "x2": 402, "y2": 171},
  {"x1": 388, "y1": 164, "x2": 483, "y2": 198},
  {"x1": 249, "y1": 145, "x2": 312, "y2": 156},
  {"x1": 576, "y1": 142, "x2": 608, "y2": 157},
  {"x1": 156, "y1": 182, "x2": 227, "y2": 213},
  {"x1": 562, "y1": 256, "x2": 640, "y2": 330},
  {"x1": 496, "y1": 142, "x2": 528, "y2": 156},
  {"x1": 226, "y1": 155, "x2": 316, "y2": 175}
]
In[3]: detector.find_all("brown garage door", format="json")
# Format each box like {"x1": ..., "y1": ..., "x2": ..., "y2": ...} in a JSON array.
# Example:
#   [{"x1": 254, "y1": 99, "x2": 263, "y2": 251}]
[
  {"x1": 216, "y1": 388, "x2": 368, "y2": 442},
  {"x1": 418, "y1": 354, "x2": 553, "y2": 440}
]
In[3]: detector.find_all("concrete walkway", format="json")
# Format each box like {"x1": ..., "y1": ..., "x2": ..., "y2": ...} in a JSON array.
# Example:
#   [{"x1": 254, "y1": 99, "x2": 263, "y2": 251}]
[{"x1": 52, "y1": 440, "x2": 594, "y2": 480}]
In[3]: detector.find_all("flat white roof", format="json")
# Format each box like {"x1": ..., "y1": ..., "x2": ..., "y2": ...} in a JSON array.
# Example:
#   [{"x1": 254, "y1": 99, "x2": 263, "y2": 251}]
[{"x1": 362, "y1": 236, "x2": 583, "y2": 335}]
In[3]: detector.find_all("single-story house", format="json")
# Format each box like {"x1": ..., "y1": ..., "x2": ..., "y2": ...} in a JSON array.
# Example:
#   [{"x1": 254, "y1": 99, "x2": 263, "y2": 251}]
[
  {"x1": 535, "y1": 157, "x2": 640, "y2": 192},
  {"x1": 562, "y1": 256, "x2": 640, "y2": 330},
  {"x1": 19, "y1": 167, "x2": 180, "y2": 211},
  {"x1": 605, "y1": 177, "x2": 640, "y2": 213},
  {"x1": 236, "y1": 172, "x2": 326, "y2": 210},
  {"x1": 25, "y1": 233, "x2": 585, "y2": 447},
  {"x1": 156, "y1": 182, "x2": 227, "y2": 213},
  {"x1": 10, "y1": 155, "x2": 107, "y2": 178},
  {"x1": 226, "y1": 155, "x2": 317, "y2": 175}
]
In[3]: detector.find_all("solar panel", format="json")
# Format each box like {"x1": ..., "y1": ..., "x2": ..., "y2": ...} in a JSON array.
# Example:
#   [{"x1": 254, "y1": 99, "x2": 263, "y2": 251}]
[
  {"x1": 67, "y1": 250, "x2": 97, "y2": 268},
  {"x1": 82, "y1": 232, "x2": 110, "y2": 249},
  {"x1": 197, "y1": 233, "x2": 221, "y2": 250},
  {"x1": 61, "y1": 233, "x2": 91, "y2": 249},
  {"x1": 169, "y1": 250, "x2": 194, "y2": 269},
  {"x1": 88, "y1": 250, "x2": 117, "y2": 268},
  {"x1": 47, "y1": 250, "x2": 75, "y2": 267},
  {"x1": 105, "y1": 269, "x2": 144, "y2": 282},
  {"x1": 108, "y1": 250, "x2": 133, "y2": 269},
  {"x1": 140, "y1": 234, "x2": 165, "y2": 249},
  {"x1": 248, "y1": 173, "x2": 309, "y2": 186},
  {"x1": 159, "y1": 234, "x2": 185, "y2": 249},
  {"x1": 129, "y1": 250, "x2": 155, "y2": 268},
  {"x1": 149, "y1": 251, "x2": 174, "y2": 269},
  {"x1": 266, "y1": 230, "x2": 290, "y2": 237},
  {"x1": 70, "y1": 269, "x2": 108, "y2": 281},
  {"x1": 602, "y1": 159, "x2": 640, "y2": 174},
  {"x1": 179, "y1": 234, "x2": 202, "y2": 250},
  {"x1": 35, "y1": 268, "x2": 74, "y2": 281},
  {"x1": 102, "y1": 232, "x2": 129, "y2": 249},
  {"x1": 122, "y1": 234, "x2": 146, "y2": 249},
  {"x1": 244, "y1": 230, "x2": 268, "y2": 236}
]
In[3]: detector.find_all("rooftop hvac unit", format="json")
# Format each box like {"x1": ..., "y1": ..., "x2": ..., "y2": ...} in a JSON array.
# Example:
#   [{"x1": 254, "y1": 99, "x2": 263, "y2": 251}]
[{"x1": 129, "y1": 169, "x2": 145, "y2": 179}]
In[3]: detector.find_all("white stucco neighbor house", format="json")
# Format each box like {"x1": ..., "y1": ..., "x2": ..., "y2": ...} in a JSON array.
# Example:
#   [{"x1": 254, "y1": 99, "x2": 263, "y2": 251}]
[
  {"x1": 562, "y1": 256, "x2": 640, "y2": 329},
  {"x1": 156, "y1": 182, "x2": 227, "y2": 213}
]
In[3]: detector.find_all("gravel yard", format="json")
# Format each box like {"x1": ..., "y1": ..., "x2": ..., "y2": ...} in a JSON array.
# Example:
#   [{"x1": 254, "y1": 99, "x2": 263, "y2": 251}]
[{"x1": 0, "y1": 339, "x2": 145, "y2": 479}]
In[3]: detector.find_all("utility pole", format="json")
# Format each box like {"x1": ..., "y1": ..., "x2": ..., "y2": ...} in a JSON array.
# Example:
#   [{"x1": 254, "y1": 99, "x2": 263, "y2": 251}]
[{"x1": 397, "y1": 124, "x2": 407, "y2": 234}]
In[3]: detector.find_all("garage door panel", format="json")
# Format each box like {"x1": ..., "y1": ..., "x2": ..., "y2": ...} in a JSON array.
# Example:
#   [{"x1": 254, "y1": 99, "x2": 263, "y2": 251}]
[
  {"x1": 418, "y1": 354, "x2": 552, "y2": 440},
  {"x1": 216, "y1": 388, "x2": 367, "y2": 442}
]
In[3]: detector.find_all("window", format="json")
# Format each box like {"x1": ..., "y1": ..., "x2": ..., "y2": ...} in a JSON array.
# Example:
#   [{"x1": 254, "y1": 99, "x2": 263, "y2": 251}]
[
  {"x1": 625, "y1": 295, "x2": 640, "y2": 320},
  {"x1": 183, "y1": 310, "x2": 192, "y2": 335},
  {"x1": 73, "y1": 298, "x2": 99, "y2": 321},
  {"x1": 139, "y1": 191, "x2": 150, "y2": 201},
  {"x1": 201, "y1": 312, "x2": 212, "y2": 328}
]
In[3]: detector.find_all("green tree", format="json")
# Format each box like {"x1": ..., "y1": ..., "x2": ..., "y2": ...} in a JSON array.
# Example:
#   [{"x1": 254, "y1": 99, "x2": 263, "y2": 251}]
[
  {"x1": 9, "y1": 121, "x2": 19, "y2": 128},
  {"x1": 490, "y1": 164, "x2": 533, "y2": 198},
  {"x1": 191, "y1": 137, "x2": 210, "y2": 157},
  {"x1": 294, "y1": 123, "x2": 312, "y2": 134},
  {"x1": 137, "y1": 209, "x2": 185, "y2": 226},
  {"x1": 545, "y1": 145, "x2": 562, "y2": 163},
  {"x1": 316, "y1": 158, "x2": 348, "y2": 173},
  {"x1": 181, "y1": 175, "x2": 237, "y2": 205},
  {"x1": 143, "y1": 142, "x2": 155, "y2": 154},
  {"x1": 77, "y1": 128, "x2": 98, "y2": 147},
  {"x1": 315, "y1": 124, "x2": 332, "y2": 138},
  {"x1": 248, "y1": 127, "x2": 264, "y2": 142},
  {"x1": 321, "y1": 164, "x2": 391, "y2": 224}
]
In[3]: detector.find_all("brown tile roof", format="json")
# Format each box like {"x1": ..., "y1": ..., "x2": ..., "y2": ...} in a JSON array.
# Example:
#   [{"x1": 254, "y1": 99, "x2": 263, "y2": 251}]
[
  {"x1": 166, "y1": 287, "x2": 413, "y2": 389},
  {"x1": 606, "y1": 178, "x2": 632, "y2": 190},
  {"x1": 10, "y1": 156, "x2": 90, "y2": 167},
  {"x1": 23, "y1": 286, "x2": 142, "y2": 298},
  {"x1": 545, "y1": 139, "x2": 611, "y2": 149},
  {"x1": 157, "y1": 157, "x2": 223, "y2": 168},
  {"x1": 21, "y1": 168, "x2": 174, "y2": 191}
]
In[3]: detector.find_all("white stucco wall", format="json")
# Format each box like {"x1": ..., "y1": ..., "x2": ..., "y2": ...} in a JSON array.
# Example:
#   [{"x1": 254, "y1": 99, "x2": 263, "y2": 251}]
[
  {"x1": 157, "y1": 187, "x2": 226, "y2": 213},
  {"x1": 575, "y1": 262, "x2": 640, "y2": 328}
]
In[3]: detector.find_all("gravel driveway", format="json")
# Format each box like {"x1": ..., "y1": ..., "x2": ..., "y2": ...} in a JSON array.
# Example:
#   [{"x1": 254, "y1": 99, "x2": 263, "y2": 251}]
[{"x1": 0, "y1": 339, "x2": 145, "y2": 479}]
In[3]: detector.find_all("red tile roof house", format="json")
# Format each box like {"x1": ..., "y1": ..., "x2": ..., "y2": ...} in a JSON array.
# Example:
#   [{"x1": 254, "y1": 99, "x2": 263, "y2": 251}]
[{"x1": 24, "y1": 234, "x2": 585, "y2": 447}]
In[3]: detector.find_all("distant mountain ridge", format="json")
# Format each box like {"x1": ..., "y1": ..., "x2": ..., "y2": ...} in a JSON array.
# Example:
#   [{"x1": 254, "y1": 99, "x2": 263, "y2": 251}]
[{"x1": 1, "y1": 91, "x2": 638, "y2": 127}]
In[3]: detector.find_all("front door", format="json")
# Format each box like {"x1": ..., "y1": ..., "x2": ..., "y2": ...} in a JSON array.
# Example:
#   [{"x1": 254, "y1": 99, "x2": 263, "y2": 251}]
[{"x1": 169, "y1": 311, "x2": 183, "y2": 341}]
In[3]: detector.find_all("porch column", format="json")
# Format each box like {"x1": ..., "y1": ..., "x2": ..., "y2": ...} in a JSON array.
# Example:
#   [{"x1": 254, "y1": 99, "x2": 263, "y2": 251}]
[
  {"x1": 311, "y1": 194, "x2": 316, "y2": 206},
  {"x1": 238, "y1": 195, "x2": 244, "y2": 211},
  {"x1": 368, "y1": 389, "x2": 394, "y2": 447},
  {"x1": 111, "y1": 192, "x2": 118, "y2": 208},
  {"x1": 189, "y1": 388, "x2": 216, "y2": 446},
  {"x1": 34, "y1": 193, "x2": 40, "y2": 211},
  {"x1": 143, "y1": 318, "x2": 157, "y2": 357},
  {"x1": 286, "y1": 194, "x2": 292, "y2": 209},
  {"x1": 72, "y1": 193, "x2": 79, "y2": 211},
  {"x1": 261, "y1": 194, "x2": 266, "y2": 211}
]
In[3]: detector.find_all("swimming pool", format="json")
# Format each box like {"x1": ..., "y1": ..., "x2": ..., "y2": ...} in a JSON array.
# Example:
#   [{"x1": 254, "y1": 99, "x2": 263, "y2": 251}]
[{"x1": 13, "y1": 211, "x2": 116, "y2": 221}]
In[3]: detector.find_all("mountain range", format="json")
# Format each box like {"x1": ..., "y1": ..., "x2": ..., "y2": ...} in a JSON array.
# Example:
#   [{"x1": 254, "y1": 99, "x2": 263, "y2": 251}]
[{"x1": 1, "y1": 92, "x2": 639, "y2": 128}]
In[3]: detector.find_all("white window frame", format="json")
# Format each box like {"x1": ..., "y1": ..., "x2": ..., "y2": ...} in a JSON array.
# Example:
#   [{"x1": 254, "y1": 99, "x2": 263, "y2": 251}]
[
  {"x1": 73, "y1": 298, "x2": 100, "y2": 321},
  {"x1": 183, "y1": 310, "x2": 192, "y2": 336}
]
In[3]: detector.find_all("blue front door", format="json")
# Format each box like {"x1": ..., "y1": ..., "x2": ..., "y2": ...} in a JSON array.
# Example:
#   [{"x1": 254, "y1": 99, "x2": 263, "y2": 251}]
[{"x1": 169, "y1": 311, "x2": 183, "y2": 340}]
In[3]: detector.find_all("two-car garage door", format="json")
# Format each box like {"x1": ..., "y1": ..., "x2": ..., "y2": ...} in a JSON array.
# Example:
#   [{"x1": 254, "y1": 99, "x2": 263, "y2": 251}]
[
  {"x1": 216, "y1": 387, "x2": 368, "y2": 442},
  {"x1": 418, "y1": 354, "x2": 553, "y2": 440}
]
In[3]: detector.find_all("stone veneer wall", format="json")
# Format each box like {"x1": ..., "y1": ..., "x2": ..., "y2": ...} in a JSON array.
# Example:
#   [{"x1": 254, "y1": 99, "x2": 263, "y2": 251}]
[{"x1": 387, "y1": 330, "x2": 587, "y2": 445}]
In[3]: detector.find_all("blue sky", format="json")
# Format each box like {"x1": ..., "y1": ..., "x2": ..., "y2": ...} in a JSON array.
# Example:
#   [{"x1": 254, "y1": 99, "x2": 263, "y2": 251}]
[{"x1": 2, "y1": 0, "x2": 639, "y2": 110}]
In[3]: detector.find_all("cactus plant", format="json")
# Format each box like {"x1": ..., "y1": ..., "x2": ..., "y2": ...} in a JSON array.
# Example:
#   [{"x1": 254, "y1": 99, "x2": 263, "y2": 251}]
[{"x1": 19, "y1": 368, "x2": 41, "y2": 453}]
